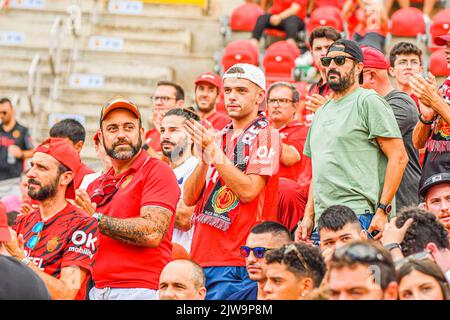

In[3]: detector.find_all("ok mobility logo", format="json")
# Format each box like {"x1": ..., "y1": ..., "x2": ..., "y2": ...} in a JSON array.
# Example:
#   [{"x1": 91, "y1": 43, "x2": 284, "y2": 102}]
[{"x1": 68, "y1": 230, "x2": 97, "y2": 259}]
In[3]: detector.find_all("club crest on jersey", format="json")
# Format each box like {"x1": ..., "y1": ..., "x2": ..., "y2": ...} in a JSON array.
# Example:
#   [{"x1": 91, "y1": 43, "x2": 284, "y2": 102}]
[
  {"x1": 212, "y1": 185, "x2": 239, "y2": 214},
  {"x1": 121, "y1": 175, "x2": 133, "y2": 189},
  {"x1": 46, "y1": 236, "x2": 60, "y2": 253},
  {"x1": 12, "y1": 130, "x2": 21, "y2": 139}
]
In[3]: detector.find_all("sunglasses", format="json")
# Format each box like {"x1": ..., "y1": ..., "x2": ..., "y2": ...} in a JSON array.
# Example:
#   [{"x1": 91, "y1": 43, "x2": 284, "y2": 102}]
[
  {"x1": 321, "y1": 55, "x2": 357, "y2": 67},
  {"x1": 240, "y1": 246, "x2": 273, "y2": 259},
  {"x1": 394, "y1": 250, "x2": 431, "y2": 269},
  {"x1": 90, "y1": 174, "x2": 126, "y2": 208},
  {"x1": 332, "y1": 242, "x2": 388, "y2": 265},
  {"x1": 26, "y1": 221, "x2": 44, "y2": 250}
]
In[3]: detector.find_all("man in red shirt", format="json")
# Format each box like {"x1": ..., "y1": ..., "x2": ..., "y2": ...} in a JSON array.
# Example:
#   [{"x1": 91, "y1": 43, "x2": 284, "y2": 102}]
[
  {"x1": 184, "y1": 63, "x2": 281, "y2": 300},
  {"x1": 194, "y1": 72, "x2": 231, "y2": 131},
  {"x1": 79, "y1": 98, "x2": 180, "y2": 300},
  {"x1": 4, "y1": 137, "x2": 98, "y2": 300},
  {"x1": 144, "y1": 81, "x2": 185, "y2": 155},
  {"x1": 49, "y1": 118, "x2": 95, "y2": 191},
  {"x1": 267, "y1": 81, "x2": 309, "y2": 231}
]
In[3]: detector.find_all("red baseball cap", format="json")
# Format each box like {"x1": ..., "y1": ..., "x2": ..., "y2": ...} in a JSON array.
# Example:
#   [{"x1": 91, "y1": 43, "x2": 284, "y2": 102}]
[
  {"x1": 100, "y1": 98, "x2": 141, "y2": 122},
  {"x1": 194, "y1": 72, "x2": 221, "y2": 89},
  {"x1": 34, "y1": 137, "x2": 82, "y2": 199},
  {"x1": 362, "y1": 46, "x2": 389, "y2": 70},
  {"x1": 0, "y1": 202, "x2": 10, "y2": 242},
  {"x1": 435, "y1": 30, "x2": 450, "y2": 46}
]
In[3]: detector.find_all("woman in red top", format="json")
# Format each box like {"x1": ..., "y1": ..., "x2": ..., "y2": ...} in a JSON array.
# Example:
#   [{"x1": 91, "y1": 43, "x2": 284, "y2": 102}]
[{"x1": 251, "y1": 0, "x2": 309, "y2": 49}]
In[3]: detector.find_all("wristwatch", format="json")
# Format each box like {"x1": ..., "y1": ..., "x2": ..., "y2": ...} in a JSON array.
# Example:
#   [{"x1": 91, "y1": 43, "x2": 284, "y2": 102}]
[
  {"x1": 377, "y1": 203, "x2": 392, "y2": 215},
  {"x1": 92, "y1": 212, "x2": 103, "y2": 223},
  {"x1": 384, "y1": 243, "x2": 402, "y2": 252},
  {"x1": 419, "y1": 113, "x2": 434, "y2": 125}
]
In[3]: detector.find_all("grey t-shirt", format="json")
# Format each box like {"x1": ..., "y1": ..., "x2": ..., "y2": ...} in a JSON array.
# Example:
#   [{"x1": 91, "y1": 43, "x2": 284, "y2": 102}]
[{"x1": 384, "y1": 89, "x2": 421, "y2": 211}]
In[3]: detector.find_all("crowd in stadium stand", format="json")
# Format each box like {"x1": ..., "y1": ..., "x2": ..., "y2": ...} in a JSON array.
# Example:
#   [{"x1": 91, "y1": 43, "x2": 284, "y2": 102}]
[{"x1": 0, "y1": 0, "x2": 450, "y2": 300}]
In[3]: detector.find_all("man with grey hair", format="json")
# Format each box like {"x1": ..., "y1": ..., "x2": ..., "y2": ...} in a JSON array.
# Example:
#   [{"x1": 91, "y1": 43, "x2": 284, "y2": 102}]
[
  {"x1": 159, "y1": 259, "x2": 206, "y2": 300},
  {"x1": 184, "y1": 63, "x2": 281, "y2": 300}
]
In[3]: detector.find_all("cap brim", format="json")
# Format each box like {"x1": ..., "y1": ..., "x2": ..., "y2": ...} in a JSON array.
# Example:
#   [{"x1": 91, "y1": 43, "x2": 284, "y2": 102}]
[
  {"x1": 195, "y1": 79, "x2": 220, "y2": 88},
  {"x1": 102, "y1": 100, "x2": 141, "y2": 120},
  {"x1": 434, "y1": 35, "x2": 450, "y2": 46},
  {"x1": 0, "y1": 227, "x2": 11, "y2": 242}
]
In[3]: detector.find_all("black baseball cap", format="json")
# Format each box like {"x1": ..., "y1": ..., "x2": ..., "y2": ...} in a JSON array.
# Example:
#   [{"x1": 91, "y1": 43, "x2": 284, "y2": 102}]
[
  {"x1": 419, "y1": 173, "x2": 450, "y2": 197},
  {"x1": 327, "y1": 39, "x2": 365, "y2": 84}
]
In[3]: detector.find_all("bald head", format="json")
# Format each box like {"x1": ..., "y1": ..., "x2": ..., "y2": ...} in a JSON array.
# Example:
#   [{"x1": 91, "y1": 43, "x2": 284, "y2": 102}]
[
  {"x1": 361, "y1": 68, "x2": 392, "y2": 94},
  {"x1": 159, "y1": 260, "x2": 206, "y2": 300}
]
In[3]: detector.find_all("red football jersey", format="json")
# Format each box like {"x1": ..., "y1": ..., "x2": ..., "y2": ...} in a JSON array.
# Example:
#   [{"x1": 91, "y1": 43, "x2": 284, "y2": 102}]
[
  {"x1": 190, "y1": 122, "x2": 281, "y2": 268},
  {"x1": 14, "y1": 203, "x2": 98, "y2": 300},
  {"x1": 205, "y1": 112, "x2": 231, "y2": 131}
]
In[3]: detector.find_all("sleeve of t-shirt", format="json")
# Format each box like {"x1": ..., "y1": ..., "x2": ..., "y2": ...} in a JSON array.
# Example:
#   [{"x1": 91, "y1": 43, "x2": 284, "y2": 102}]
[
  {"x1": 246, "y1": 126, "x2": 281, "y2": 177},
  {"x1": 62, "y1": 216, "x2": 99, "y2": 273},
  {"x1": 359, "y1": 92, "x2": 402, "y2": 140},
  {"x1": 22, "y1": 128, "x2": 33, "y2": 150},
  {"x1": 388, "y1": 95, "x2": 419, "y2": 137},
  {"x1": 284, "y1": 127, "x2": 307, "y2": 156},
  {"x1": 141, "y1": 160, "x2": 181, "y2": 213},
  {"x1": 303, "y1": 125, "x2": 312, "y2": 158}
]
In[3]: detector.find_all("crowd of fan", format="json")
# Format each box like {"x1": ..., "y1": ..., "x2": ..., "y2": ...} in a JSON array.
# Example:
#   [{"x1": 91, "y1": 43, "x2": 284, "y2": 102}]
[{"x1": 0, "y1": 0, "x2": 449, "y2": 301}]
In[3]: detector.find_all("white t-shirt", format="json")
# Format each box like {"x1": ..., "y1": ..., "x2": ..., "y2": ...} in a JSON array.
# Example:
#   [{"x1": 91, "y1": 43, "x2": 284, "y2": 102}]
[{"x1": 172, "y1": 156, "x2": 198, "y2": 253}]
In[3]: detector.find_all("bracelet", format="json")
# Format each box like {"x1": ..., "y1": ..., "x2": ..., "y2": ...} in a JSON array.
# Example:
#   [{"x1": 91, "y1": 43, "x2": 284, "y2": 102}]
[
  {"x1": 92, "y1": 212, "x2": 103, "y2": 223},
  {"x1": 418, "y1": 113, "x2": 434, "y2": 125},
  {"x1": 384, "y1": 243, "x2": 402, "y2": 252}
]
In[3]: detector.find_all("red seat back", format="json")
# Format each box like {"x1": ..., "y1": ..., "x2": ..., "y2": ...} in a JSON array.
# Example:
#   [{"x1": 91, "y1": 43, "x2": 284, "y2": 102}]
[
  {"x1": 307, "y1": 6, "x2": 344, "y2": 32},
  {"x1": 230, "y1": 3, "x2": 264, "y2": 32},
  {"x1": 429, "y1": 49, "x2": 450, "y2": 77},
  {"x1": 430, "y1": 9, "x2": 450, "y2": 40},
  {"x1": 263, "y1": 41, "x2": 300, "y2": 80},
  {"x1": 221, "y1": 40, "x2": 259, "y2": 72},
  {"x1": 390, "y1": 7, "x2": 425, "y2": 37},
  {"x1": 314, "y1": 0, "x2": 346, "y2": 9}
]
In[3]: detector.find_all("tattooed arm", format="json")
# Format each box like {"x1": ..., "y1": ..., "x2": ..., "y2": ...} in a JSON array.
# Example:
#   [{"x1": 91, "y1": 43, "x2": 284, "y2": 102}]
[{"x1": 98, "y1": 206, "x2": 173, "y2": 247}]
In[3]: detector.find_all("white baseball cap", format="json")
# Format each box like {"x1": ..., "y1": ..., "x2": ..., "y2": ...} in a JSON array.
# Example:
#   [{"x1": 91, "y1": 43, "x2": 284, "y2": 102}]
[{"x1": 222, "y1": 63, "x2": 266, "y2": 90}]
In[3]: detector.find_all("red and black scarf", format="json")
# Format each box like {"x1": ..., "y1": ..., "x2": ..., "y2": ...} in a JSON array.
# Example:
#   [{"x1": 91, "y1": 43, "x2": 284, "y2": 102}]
[{"x1": 194, "y1": 114, "x2": 270, "y2": 231}]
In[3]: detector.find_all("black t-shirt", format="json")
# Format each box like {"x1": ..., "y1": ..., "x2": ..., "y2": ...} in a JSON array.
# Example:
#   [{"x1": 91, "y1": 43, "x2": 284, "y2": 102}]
[
  {"x1": 420, "y1": 77, "x2": 450, "y2": 190},
  {"x1": 385, "y1": 90, "x2": 421, "y2": 210},
  {"x1": 0, "y1": 255, "x2": 51, "y2": 300},
  {"x1": 0, "y1": 121, "x2": 33, "y2": 180}
]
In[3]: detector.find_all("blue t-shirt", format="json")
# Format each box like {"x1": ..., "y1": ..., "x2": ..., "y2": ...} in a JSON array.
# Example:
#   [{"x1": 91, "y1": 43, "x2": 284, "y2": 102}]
[{"x1": 226, "y1": 282, "x2": 258, "y2": 300}]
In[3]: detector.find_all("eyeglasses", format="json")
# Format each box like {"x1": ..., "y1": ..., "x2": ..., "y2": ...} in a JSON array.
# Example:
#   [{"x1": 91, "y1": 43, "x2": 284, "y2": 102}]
[
  {"x1": 332, "y1": 242, "x2": 389, "y2": 265},
  {"x1": 240, "y1": 246, "x2": 274, "y2": 259},
  {"x1": 26, "y1": 221, "x2": 44, "y2": 250},
  {"x1": 267, "y1": 98, "x2": 294, "y2": 106},
  {"x1": 151, "y1": 96, "x2": 177, "y2": 103},
  {"x1": 321, "y1": 55, "x2": 357, "y2": 67},
  {"x1": 90, "y1": 174, "x2": 126, "y2": 208}
]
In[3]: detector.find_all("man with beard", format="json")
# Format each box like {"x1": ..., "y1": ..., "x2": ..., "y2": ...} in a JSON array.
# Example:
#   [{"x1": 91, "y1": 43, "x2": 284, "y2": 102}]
[
  {"x1": 4, "y1": 137, "x2": 99, "y2": 300},
  {"x1": 184, "y1": 63, "x2": 281, "y2": 300},
  {"x1": 160, "y1": 108, "x2": 200, "y2": 253},
  {"x1": 78, "y1": 98, "x2": 180, "y2": 300},
  {"x1": 296, "y1": 39, "x2": 408, "y2": 244},
  {"x1": 194, "y1": 72, "x2": 230, "y2": 131}
]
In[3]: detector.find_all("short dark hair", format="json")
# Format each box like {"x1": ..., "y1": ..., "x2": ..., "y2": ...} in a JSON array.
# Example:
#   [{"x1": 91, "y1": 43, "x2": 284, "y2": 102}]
[
  {"x1": 157, "y1": 81, "x2": 185, "y2": 101},
  {"x1": 396, "y1": 207, "x2": 449, "y2": 257},
  {"x1": 0, "y1": 98, "x2": 12, "y2": 108},
  {"x1": 267, "y1": 82, "x2": 300, "y2": 103},
  {"x1": 266, "y1": 243, "x2": 326, "y2": 287},
  {"x1": 164, "y1": 108, "x2": 200, "y2": 122},
  {"x1": 317, "y1": 205, "x2": 361, "y2": 232},
  {"x1": 225, "y1": 66, "x2": 246, "y2": 74},
  {"x1": 49, "y1": 119, "x2": 86, "y2": 144},
  {"x1": 389, "y1": 42, "x2": 422, "y2": 67},
  {"x1": 309, "y1": 26, "x2": 342, "y2": 48},
  {"x1": 250, "y1": 221, "x2": 292, "y2": 241},
  {"x1": 6, "y1": 211, "x2": 19, "y2": 226},
  {"x1": 330, "y1": 241, "x2": 396, "y2": 290},
  {"x1": 397, "y1": 258, "x2": 450, "y2": 300}
]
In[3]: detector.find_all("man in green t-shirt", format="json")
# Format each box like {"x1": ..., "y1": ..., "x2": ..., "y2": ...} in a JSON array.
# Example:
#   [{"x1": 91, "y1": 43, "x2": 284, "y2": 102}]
[{"x1": 295, "y1": 39, "x2": 408, "y2": 243}]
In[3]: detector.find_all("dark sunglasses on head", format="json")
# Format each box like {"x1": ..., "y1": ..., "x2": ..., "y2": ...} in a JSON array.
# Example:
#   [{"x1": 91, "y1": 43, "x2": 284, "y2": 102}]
[
  {"x1": 240, "y1": 246, "x2": 273, "y2": 259},
  {"x1": 321, "y1": 55, "x2": 357, "y2": 67},
  {"x1": 332, "y1": 242, "x2": 388, "y2": 265},
  {"x1": 26, "y1": 221, "x2": 44, "y2": 250}
]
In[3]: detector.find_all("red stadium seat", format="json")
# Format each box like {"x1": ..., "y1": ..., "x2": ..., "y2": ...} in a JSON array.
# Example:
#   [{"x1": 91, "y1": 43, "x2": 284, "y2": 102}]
[
  {"x1": 390, "y1": 7, "x2": 425, "y2": 37},
  {"x1": 221, "y1": 40, "x2": 259, "y2": 72},
  {"x1": 429, "y1": 49, "x2": 450, "y2": 77},
  {"x1": 429, "y1": 9, "x2": 450, "y2": 52},
  {"x1": 265, "y1": 28, "x2": 287, "y2": 38},
  {"x1": 263, "y1": 40, "x2": 301, "y2": 82},
  {"x1": 307, "y1": 6, "x2": 344, "y2": 32},
  {"x1": 230, "y1": 2, "x2": 264, "y2": 32},
  {"x1": 314, "y1": 0, "x2": 346, "y2": 9}
]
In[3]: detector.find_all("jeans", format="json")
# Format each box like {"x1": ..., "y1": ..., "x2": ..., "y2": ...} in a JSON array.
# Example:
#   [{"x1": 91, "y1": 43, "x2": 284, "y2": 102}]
[
  {"x1": 311, "y1": 213, "x2": 374, "y2": 245},
  {"x1": 204, "y1": 266, "x2": 253, "y2": 300},
  {"x1": 89, "y1": 287, "x2": 159, "y2": 300}
]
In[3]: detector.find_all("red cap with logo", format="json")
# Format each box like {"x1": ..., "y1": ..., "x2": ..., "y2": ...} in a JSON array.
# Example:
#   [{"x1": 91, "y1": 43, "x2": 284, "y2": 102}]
[
  {"x1": 362, "y1": 46, "x2": 389, "y2": 70},
  {"x1": 0, "y1": 202, "x2": 10, "y2": 242},
  {"x1": 194, "y1": 72, "x2": 221, "y2": 89},
  {"x1": 34, "y1": 137, "x2": 82, "y2": 199},
  {"x1": 435, "y1": 29, "x2": 450, "y2": 46},
  {"x1": 100, "y1": 98, "x2": 141, "y2": 123}
]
